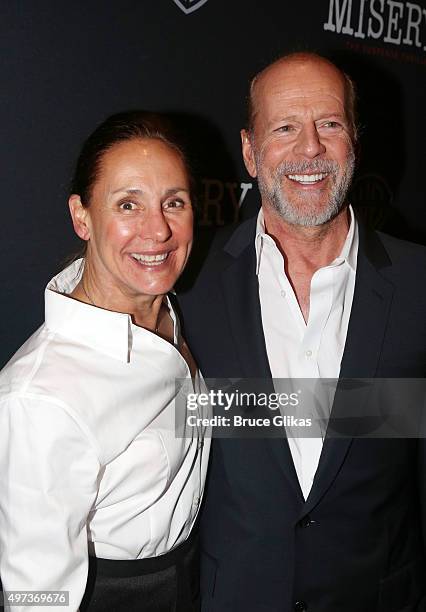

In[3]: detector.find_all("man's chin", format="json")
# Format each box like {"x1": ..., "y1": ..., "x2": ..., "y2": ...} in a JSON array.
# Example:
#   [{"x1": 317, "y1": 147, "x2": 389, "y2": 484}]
[{"x1": 270, "y1": 198, "x2": 343, "y2": 228}]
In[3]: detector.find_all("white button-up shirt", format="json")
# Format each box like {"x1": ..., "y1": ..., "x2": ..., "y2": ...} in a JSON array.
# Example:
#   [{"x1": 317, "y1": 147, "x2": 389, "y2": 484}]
[
  {"x1": 256, "y1": 207, "x2": 358, "y2": 499},
  {"x1": 0, "y1": 260, "x2": 210, "y2": 611}
]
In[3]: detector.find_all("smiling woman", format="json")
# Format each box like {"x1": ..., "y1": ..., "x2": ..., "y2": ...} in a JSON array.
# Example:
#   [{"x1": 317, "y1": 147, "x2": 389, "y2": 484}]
[
  {"x1": 69, "y1": 113, "x2": 195, "y2": 332},
  {"x1": 0, "y1": 111, "x2": 210, "y2": 612}
]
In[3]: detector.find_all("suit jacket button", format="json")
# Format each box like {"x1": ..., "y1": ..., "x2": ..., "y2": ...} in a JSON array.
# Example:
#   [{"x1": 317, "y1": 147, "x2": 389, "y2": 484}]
[
  {"x1": 299, "y1": 515, "x2": 315, "y2": 528},
  {"x1": 294, "y1": 601, "x2": 308, "y2": 611}
]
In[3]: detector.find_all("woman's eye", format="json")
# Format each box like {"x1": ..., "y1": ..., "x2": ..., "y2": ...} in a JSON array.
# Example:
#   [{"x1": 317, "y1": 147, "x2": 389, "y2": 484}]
[
  {"x1": 164, "y1": 199, "x2": 185, "y2": 209},
  {"x1": 119, "y1": 201, "x2": 137, "y2": 211}
]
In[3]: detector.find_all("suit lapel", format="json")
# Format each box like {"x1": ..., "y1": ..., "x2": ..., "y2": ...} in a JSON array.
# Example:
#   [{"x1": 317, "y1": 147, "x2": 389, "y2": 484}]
[
  {"x1": 220, "y1": 219, "x2": 303, "y2": 500},
  {"x1": 339, "y1": 230, "x2": 394, "y2": 380},
  {"x1": 221, "y1": 249, "x2": 271, "y2": 379},
  {"x1": 303, "y1": 227, "x2": 395, "y2": 515}
]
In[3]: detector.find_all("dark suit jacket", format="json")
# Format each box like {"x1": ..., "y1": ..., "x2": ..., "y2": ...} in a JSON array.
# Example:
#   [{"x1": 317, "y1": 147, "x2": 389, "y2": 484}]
[{"x1": 177, "y1": 215, "x2": 426, "y2": 612}]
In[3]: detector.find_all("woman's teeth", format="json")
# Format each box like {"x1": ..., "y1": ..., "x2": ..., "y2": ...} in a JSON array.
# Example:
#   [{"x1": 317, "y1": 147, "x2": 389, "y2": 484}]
[{"x1": 131, "y1": 252, "x2": 169, "y2": 265}]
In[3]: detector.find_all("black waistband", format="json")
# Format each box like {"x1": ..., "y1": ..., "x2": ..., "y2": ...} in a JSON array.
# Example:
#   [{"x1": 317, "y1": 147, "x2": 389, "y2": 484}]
[{"x1": 89, "y1": 529, "x2": 198, "y2": 578}]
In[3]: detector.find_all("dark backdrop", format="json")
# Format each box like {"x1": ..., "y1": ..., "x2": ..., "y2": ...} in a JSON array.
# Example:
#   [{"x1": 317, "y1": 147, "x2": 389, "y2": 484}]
[{"x1": 1, "y1": 0, "x2": 425, "y2": 367}]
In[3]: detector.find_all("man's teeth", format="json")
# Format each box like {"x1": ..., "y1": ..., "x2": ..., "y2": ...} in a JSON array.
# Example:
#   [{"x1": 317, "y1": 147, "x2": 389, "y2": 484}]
[
  {"x1": 287, "y1": 173, "x2": 328, "y2": 184},
  {"x1": 131, "y1": 252, "x2": 168, "y2": 265}
]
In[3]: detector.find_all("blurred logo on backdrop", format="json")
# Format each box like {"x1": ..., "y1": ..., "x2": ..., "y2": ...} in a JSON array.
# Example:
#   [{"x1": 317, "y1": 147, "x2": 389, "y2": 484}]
[
  {"x1": 172, "y1": 0, "x2": 209, "y2": 14},
  {"x1": 350, "y1": 172, "x2": 394, "y2": 230}
]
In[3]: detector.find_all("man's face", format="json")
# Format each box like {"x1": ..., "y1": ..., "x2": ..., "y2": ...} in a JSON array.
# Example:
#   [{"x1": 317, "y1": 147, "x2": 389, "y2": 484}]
[{"x1": 241, "y1": 57, "x2": 355, "y2": 227}]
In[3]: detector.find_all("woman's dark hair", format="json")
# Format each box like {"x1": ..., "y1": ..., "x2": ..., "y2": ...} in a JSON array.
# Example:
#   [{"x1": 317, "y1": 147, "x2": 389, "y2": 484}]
[{"x1": 71, "y1": 110, "x2": 194, "y2": 205}]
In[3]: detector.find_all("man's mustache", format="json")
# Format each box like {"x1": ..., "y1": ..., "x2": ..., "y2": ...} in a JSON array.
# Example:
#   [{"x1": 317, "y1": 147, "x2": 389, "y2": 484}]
[{"x1": 275, "y1": 159, "x2": 340, "y2": 175}]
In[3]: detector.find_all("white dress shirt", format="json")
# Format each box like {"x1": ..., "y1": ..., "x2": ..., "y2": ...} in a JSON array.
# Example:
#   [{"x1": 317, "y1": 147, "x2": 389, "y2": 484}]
[
  {"x1": 0, "y1": 260, "x2": 210, "y2": 612},
  {"x1": 256, "y1": 207, "x2": 358, "y2": 499}
]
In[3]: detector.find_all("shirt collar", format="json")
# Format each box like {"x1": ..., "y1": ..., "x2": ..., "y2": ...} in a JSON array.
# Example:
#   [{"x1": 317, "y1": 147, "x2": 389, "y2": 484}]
[
  {"x1": 331, "y1": 205, "x2": 357, "y2": 270},
  {"x1": 45, "y1": 259, "x2": 136, "y2": 363},
  {"x1": 255, "y1": 205, "x2": 358, "y2": 275},
  {"x1": 255, "y1": 209, "x2": 272, "y2": 274}
]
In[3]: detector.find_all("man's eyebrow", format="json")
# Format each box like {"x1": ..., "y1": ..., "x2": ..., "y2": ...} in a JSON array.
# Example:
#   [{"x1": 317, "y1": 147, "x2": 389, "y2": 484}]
[
  {"x1": 270, "y1": 115, "x2": 299, "y2": 123},
  {"x1": 318, "y1": 113, "x2": 346, "y2": 119},
  {"x1": 270, "y1": 112, "x2": 347, "y2": 123}
]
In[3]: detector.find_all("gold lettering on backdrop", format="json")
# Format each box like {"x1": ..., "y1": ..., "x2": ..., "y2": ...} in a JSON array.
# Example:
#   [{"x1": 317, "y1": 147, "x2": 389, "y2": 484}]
[
  {"x1": 199, "y1": 179, "x2": 225, "y2": 226},
  {"x1": 198, "y1": 179, "x2": 253, "y2": 227}
]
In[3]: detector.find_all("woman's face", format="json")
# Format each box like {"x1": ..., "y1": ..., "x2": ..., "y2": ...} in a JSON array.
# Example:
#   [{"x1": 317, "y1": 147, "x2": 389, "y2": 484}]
[{"x1": 71, "y1": 138, "x2": 193, "y2": 302}]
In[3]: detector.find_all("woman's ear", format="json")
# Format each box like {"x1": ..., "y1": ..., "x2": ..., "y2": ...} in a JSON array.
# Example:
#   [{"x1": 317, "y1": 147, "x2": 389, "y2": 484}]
[{"x1": 69, "y1": 195, "x2": 91, "y2": 241}]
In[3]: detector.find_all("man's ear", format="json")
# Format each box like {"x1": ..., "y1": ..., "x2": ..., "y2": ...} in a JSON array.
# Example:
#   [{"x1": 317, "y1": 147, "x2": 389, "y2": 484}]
[
  {"x1": 240, "y1": 129, "x2": 257, "y2": 178},
  {"x1": 68, "y1": 195, "x2": 91, "y2": 241}
]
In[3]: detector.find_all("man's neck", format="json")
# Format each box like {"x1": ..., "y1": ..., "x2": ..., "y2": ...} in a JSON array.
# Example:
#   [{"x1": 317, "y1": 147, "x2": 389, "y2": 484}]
[
  {"x1": 261, "y1": 204, "x2": 351, "y2": 323},
  {"x1": 262, "y1": 204, "x2": 350, "y2": 273}
]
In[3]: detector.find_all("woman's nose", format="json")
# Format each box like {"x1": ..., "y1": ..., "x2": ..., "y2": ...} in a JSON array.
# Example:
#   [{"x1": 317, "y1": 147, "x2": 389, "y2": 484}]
[{"x1": 141, "y1": 208, "x2": 172, "y2": 242}]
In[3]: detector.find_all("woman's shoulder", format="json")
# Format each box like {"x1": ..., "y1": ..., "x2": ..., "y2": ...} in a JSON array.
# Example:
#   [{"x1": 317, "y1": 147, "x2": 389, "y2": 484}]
[
  {"x1": 0, "y1": 325, "x2": 110, "y2": 460},
  {"x1": 0, "y1": 321, "x2": 180, "y2": 466},
  {"x1": 0, "y1": 323, "x2": 51, "y2": 395}
]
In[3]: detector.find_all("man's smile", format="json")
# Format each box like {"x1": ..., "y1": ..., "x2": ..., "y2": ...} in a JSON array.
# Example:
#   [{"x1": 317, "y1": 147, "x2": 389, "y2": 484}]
[{"x1": 286, "y1": 172, "x2": 329, "y2": 185}]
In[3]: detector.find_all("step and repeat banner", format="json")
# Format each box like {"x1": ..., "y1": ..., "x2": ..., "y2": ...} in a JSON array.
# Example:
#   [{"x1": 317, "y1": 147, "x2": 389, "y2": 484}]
[{"x1": 1, "y1": 0, "x2": 425, "y2": 366}]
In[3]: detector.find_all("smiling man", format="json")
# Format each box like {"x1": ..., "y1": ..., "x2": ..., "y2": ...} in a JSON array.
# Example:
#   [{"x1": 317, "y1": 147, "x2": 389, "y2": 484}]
[
  {"x1": 178, "y1": 52, "x2": 426, "y2": 612},
  {"x1": 244, "y1": 54, "x2": 356, "y2": 232}
]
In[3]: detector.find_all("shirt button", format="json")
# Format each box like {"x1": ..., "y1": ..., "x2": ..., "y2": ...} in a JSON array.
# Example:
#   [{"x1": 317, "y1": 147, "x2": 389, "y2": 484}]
[
  {"x1": 294, "y1": 601, "x2": 308, "y2": 611},
  {"x1": 280, "y1": 290, "x2": 286, "y2": 297},
  {"x1": 305, "y1": 350, "x2": 312, "y2": 358}
]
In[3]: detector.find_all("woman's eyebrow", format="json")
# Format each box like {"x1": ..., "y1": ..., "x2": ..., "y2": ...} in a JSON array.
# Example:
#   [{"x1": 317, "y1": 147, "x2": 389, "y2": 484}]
[
  {"x1": 164, "y1": 187, "x2": 190, "y2": 196},
  {"x1": 111, "y1": 187, "x2": 144, "y2": 195},
  {"x1": 111, "y1": 187, "x2": 189, "y2": 196}
]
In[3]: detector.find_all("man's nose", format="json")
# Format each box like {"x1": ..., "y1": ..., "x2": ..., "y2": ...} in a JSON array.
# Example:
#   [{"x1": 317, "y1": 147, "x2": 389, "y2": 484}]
[
  {"x1": 293, "y1": 124, "x2": 326, "y2": 159},
  {"x1": 142, "y1": 208, "x2": 172, "y2": 242}
]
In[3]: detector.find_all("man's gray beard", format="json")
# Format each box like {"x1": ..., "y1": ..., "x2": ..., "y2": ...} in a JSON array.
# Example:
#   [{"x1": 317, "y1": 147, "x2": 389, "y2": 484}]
[{"x1": 257, "y1": 153, "x2": 355, "y2": 227}]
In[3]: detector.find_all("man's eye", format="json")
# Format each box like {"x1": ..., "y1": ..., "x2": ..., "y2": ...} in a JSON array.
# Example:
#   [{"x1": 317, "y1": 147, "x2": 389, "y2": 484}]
[
  {"x1": 119, "y1": 201, "x2": 137, "y2": 211},
  {"x1": 275, "y1": 125, "x2": 293, "y2": 133},
  {"x1": 323, "y1": 121, "x2": 341, "y2": 129}
]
